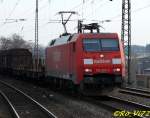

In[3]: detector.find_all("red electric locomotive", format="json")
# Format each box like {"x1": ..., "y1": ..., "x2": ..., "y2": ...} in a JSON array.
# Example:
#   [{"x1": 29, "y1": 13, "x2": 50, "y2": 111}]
[{"x1": 45, "y1": 22, "x2": 125, "y2": 95}]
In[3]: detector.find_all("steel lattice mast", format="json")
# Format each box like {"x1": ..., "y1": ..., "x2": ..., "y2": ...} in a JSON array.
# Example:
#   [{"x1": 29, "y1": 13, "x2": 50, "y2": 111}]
[
  {"x1": 34, "y1": 0, "x2": 39, "y2": 71},
  {"x1": 121, "y1": 0, "x2": 131, "y2": 84}
]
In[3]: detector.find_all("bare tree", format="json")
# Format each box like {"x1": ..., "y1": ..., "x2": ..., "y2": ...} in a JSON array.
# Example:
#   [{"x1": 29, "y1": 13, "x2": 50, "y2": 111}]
[
  {"x1": 0, "y1": 34, "x2": 45, "y2": 58},
  {"x1": 0, "y1": 37, "x2": 11, "y2": 50},
  {"x1": 9, "y1": 34, "x2": 32, "y2": 49},
  {"x1": 0, "y1": 34, "x2": 32, "y2": 50}
]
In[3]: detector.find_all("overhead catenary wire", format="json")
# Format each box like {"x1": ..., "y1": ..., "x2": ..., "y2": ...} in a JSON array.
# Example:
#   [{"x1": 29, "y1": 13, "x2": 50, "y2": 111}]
[
  {"x1": 85, "y1": 0, "x2": 108, "y2": 19},
  {"x1": 104, "y1": 3, "x2": 150, "y2": 21},
  {"x1": 21, "y1": 2, "x2": 150, "y2": 34},
  {"x1": 0, "y1": 0, "x2": 114, "y2": 32},
  {"x1": 17, "y1": 0, "x2": 50, "y2": 36},
  {"x1": 0, "y1": 0, "x2": 150, "y2": 46},
  {"x1": 0, "y1": 0, "x2": 48, "y2": 29},
  {"x1": 0, "y1": 0, "x2": 51, "y2": 38},
  {"x1": 17, "y1": 0, "x2": 49, "y2": 19},
  {"x1": 4, "y1": 0, "x2": 21, "y2": 23},
  {"x1": 0, "y1": 0, "x2": 22, "y2": 28},
  {"x1": 69, "y1": 0, "x2": 91, "y2": 11}
]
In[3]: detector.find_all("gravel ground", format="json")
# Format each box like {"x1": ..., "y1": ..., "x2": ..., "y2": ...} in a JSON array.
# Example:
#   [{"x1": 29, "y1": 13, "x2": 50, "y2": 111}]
[{"x1": 0, "y1": 75, "x2": 113, "y2": 118}]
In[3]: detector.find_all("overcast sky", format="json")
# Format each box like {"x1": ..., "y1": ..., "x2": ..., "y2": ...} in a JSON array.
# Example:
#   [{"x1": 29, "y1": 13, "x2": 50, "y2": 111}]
[{"x1": 0, "y1": 0, "x2": 149, "y2": 46}]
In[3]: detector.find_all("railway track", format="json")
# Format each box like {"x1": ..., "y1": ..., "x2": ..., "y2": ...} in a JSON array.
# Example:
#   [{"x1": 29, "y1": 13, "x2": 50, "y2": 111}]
[
  {"x1": 106, "y1": 96, "x2": 150, "y2": 118},
  {"x1": 106, "y1": 95, "x2": 150, "y2": 110},
  {"x1": 85, "y1": 95, "x2": 150, "y2": 118},
  {"x1": 0, "y1": 80, "x2": 57, "y2": 118},
  {"x1": 0, "y1": 90, "x2": 17, "y2": 118},
  {"x1": 119, "y1": 87, "x2": 150, "y2": 98}
]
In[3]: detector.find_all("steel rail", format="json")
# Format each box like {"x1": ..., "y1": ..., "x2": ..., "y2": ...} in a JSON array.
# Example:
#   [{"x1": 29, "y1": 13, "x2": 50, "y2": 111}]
[
  {"x1": 107, "y1": 95, "x2": 150, "y2": 110},
  {"x1": 119, "y1": 89, "x2": 150, "y2": 98},
  {"x1": 105, "y1": 96, "x2": 149, "y2": 118},
  {"x1": 122, "y1": 87, "x2": 150, "y2": 94},
  {"x1": 84, "y1": 96, "x2": 120, "y2": 111},
  {"x1": 0, "y1": 90, "x2": 20, "y2": 118},
  {"x1": 83, "y1": 96, "x2": 145, "y2": 118},
  {"x1": 0, "y1": 80, "x2": 57, "y2": 118}
]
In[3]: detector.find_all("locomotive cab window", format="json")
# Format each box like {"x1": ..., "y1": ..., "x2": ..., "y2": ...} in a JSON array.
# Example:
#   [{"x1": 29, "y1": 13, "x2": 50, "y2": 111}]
[
  {"x1": 101, "y1": 39, "x2": 119, "y2": 51},
  {"x1": 83, "y1": 39, "x2": 101, "y2": 51},
  {"x1": 83, "y1": 38, "x2": 119, "y2": 51}
]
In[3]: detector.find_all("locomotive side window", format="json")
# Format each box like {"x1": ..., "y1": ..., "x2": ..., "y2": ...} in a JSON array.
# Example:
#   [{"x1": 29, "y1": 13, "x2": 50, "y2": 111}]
[
  {"x1": 83, "y1": 39, "x2": 101, "y2": 51},
  {"x1": 101, "y1": 39, "x2": 119, "y2": 51},
  {"x1": 83, "y1": 39, "x2": 119, "y2": 51}
]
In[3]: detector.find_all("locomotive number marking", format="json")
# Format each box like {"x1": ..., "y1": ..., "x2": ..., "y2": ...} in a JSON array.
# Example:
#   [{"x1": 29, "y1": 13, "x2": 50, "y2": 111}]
[{"x1": 93, "y1": 59, "x2": 111, "y2": 64}]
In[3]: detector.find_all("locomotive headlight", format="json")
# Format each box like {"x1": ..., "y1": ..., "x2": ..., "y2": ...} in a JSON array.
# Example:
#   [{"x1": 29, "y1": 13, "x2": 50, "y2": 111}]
[
  {"x1": 84, "y1": 68, "x2": 92, "y2": 72},
  {"x1": 112, "y1": 58, "x2": 121, "y2": 64},
  {"x1": 113, "y1": 68, "x2": 121, "y2": 72},
  {"x1": 100, "y1": 54, "x2": 104, "y2": 58}
]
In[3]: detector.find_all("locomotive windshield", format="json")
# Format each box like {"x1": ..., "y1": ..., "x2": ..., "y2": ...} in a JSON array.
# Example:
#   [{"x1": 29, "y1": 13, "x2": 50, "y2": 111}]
[{"x1": 83, "y1": 39, "x2": 119, "y2": 51}]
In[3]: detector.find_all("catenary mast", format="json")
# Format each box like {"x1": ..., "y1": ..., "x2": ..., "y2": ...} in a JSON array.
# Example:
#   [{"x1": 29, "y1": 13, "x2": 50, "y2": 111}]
[
  {"x1": 34, "y1": 0, "x2": 39, "y2": 71},
  {"x1": 121, "y1": 0, "x2": 131, "y2": 84},
  {"x1": 110, "y1": 0, "x2": 131, "y2": 84}
]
